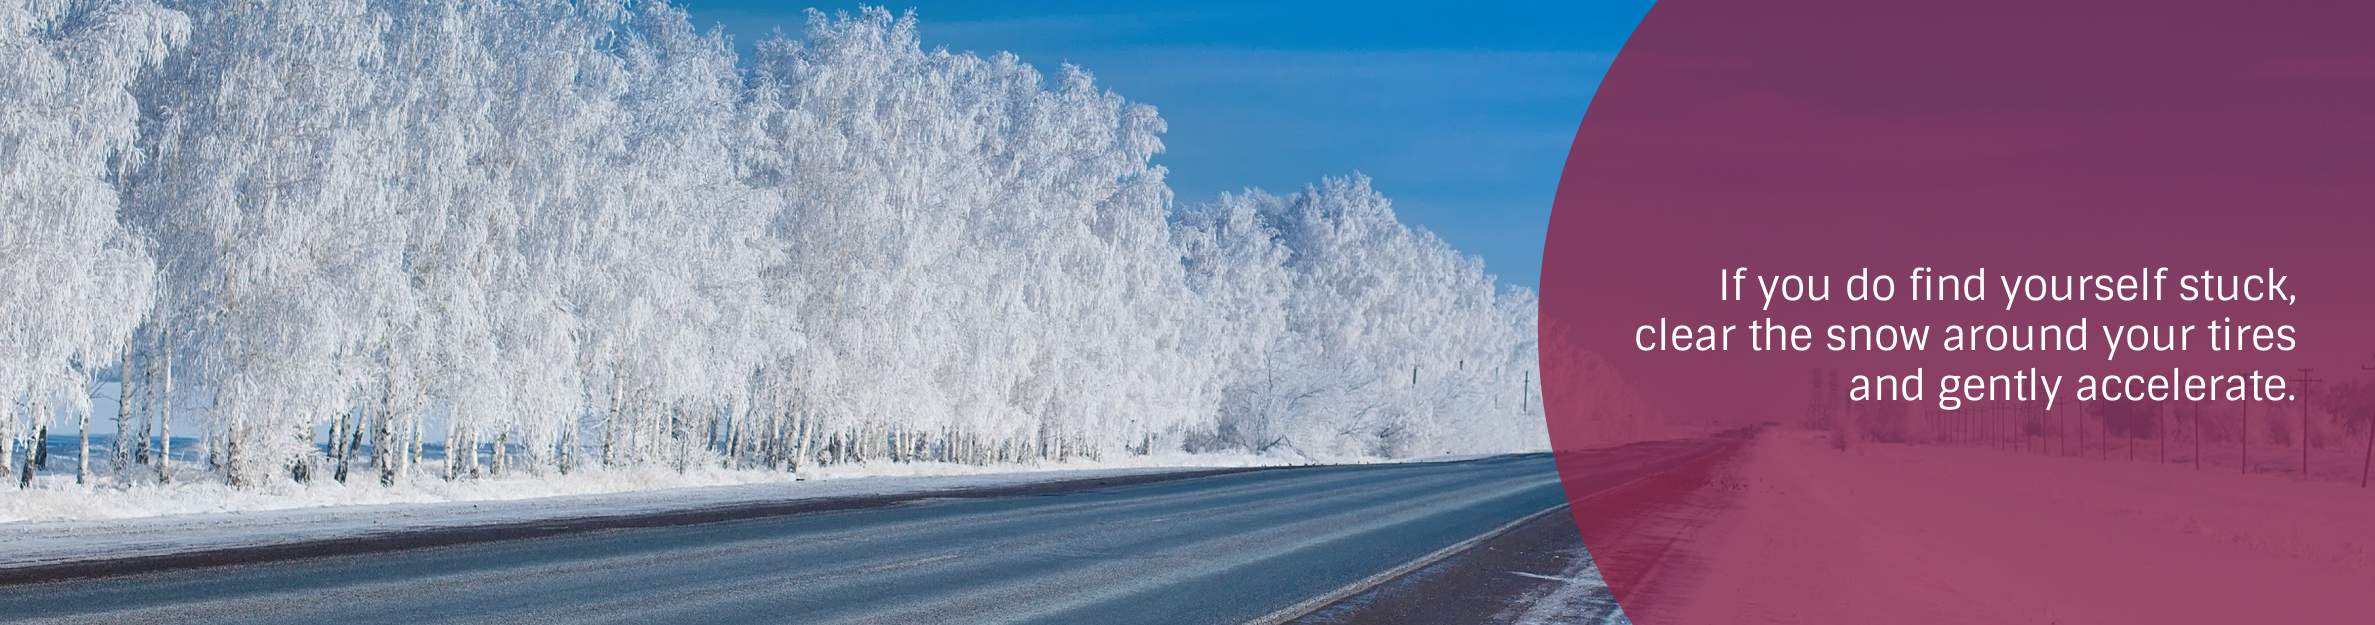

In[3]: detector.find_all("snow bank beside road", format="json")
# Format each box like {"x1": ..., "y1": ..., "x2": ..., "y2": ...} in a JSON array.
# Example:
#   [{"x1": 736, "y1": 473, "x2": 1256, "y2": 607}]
[
  {"x1": 0, "y1": 460, "x2": 1277, "y2": 573},
  {"x1": 1, "y1": 449, "x2": 1294, "y2": 523},
  {"x1": 0, "y1": 449, "x2": 1344, "y2": 578}
]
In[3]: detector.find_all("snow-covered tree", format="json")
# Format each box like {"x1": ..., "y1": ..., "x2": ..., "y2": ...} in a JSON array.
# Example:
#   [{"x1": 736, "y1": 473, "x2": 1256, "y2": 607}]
[
  {"x1": 123, "y1": 0, "x2": 407, "y2": 486},
  {"x1": 4, "y1": 1, "x2": 1602, "y2": 490},
  {"x1": 1176, "y1": 177, "x2": 1548, "y2": 459},
  {"x1": 0, "y1": 0, "x2": 185, "y2": 485},
  {"x1": 743, "y1": 9, "x2": 1196, "y2": 467}
]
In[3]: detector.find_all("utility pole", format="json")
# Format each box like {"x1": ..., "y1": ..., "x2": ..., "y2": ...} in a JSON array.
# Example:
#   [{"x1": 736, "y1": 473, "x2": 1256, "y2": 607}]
[
  {"x1": 2298, "y1": 368, "x2": 2322, "y2": 481},
  {"x1": 1805, "y1": 369, "x2": 1825, "y2": 430},
  {"x1": 2361, "y1": 354, "x2": 2373, "y2": 488}
]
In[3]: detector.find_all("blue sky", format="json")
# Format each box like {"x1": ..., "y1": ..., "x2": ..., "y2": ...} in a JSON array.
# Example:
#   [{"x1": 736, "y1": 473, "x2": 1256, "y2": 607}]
[{"x1": 679, "y1": 1, "x2": 1658, "y2": 288}]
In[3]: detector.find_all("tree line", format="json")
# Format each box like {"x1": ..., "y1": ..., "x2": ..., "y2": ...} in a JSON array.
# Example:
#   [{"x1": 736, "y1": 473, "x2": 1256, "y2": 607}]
[{"x1": 1, "y1": 1, "x2": 1551, "y2": 488}]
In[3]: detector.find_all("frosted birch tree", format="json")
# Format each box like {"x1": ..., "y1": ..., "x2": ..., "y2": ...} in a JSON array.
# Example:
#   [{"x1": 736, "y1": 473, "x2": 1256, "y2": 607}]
[
  {"x1": 1176, "y1": 177, "x2": 1549, "y2": 458},
  {"x1": 0, "y1": 0, "x2": 185, "y2": 486},
  {"x1": 744, "y1": 9, "x2": 1195, "y2": 466},
  {"x1": 124, "y1": 0, "x2": 402, "y2": 486},
  {"x1": 2, "y1": 1, "x2": 1590, "y2": 490}
]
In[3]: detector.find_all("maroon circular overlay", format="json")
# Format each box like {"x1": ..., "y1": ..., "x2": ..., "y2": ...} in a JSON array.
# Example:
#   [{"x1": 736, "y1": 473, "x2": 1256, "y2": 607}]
[{"x1": 1543, "y1": 0, "x2": 2375, "y2": 622}]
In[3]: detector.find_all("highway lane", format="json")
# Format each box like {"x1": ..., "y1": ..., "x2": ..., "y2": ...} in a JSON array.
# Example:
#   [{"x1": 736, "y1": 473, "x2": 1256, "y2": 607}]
[{"x1": 0, "y1": 441, "x2": 1727, "y2": 624}]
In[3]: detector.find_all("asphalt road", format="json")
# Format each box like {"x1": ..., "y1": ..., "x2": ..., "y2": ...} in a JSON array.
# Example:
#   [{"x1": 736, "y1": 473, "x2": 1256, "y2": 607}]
[{"x1": 0, "y1": 442, "x2": 1726, "y2": 625}]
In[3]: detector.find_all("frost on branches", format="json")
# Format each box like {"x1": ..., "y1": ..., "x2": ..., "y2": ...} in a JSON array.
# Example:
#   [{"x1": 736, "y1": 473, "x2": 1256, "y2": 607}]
[{"x1": 0, "y1": 2, "x2": 1638, "y2": 492}]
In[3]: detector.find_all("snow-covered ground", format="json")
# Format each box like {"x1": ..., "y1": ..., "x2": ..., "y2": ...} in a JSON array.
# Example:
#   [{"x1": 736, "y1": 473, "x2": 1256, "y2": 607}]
[
  {"x1": 1645, "y1": 429, "x2": 2375, "y2": 623},
  {"x1": 0, "y1": 450, "x2": 1526, "y2": 573},
  {"x1": 1502, "y1": 543, "x2": 1630, "y2": 625},
  {"x1": 0, "y1": 458, "x2": 1275, "y2": 572},
  {"x1": 1, "y1": 448, "x2": 1292, "y2": 524}
]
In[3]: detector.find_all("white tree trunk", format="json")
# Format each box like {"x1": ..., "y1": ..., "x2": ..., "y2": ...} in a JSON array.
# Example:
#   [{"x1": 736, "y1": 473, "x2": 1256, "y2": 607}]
[
  {"x1": 115, "y1": 337, "x2": 132, "y2": 470},
  {"x1": 77, "y1": 407, "x2": 89, "y2": 485},
  {"x1": 156, "y1": 312, "x2": 173, "y2": 485}
]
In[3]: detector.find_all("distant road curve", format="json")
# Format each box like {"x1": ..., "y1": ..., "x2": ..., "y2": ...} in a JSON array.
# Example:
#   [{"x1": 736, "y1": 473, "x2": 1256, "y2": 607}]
[{"x1": 0, "y1": 440, "x2": 1732, "y2": 625}]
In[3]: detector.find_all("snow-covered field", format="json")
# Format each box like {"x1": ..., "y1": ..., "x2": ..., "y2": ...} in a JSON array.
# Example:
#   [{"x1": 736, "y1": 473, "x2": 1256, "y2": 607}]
[{"x1": 1645, "y1": 429, "x2": 2375, "y2": 623}]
